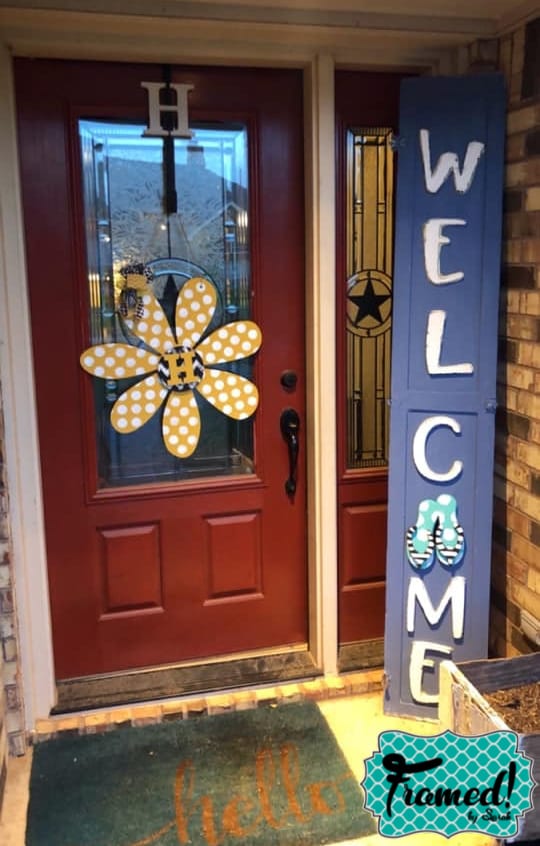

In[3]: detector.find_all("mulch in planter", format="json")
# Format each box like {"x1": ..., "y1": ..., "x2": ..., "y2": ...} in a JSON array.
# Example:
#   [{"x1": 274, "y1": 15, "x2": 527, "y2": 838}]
[{"x1": 484, "y1": 682, "x2": 540, "y2": 733}]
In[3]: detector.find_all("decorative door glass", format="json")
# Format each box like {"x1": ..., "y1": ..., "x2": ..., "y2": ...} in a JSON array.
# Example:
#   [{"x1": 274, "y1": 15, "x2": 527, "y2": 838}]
[
  {"x1": 345, "y1": 127, "x2": 394, "y2": 469},
  {"x1": 79, "y1": 119, "x2": 255, "y2": 487}
]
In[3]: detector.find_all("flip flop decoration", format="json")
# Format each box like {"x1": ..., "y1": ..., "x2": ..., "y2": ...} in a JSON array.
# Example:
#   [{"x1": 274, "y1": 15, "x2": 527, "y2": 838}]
[
  {"x1": 405, "y1": 494, "x2": 465, "y2": 570},
  {"x1": 81, "y1": 273, "x2": 262, "y2": 458}
]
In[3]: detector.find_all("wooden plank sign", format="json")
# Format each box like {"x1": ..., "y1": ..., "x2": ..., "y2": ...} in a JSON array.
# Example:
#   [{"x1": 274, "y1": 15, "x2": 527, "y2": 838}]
[{"x1": 384, "y1": 75, "x2": 506, "y2": 718}]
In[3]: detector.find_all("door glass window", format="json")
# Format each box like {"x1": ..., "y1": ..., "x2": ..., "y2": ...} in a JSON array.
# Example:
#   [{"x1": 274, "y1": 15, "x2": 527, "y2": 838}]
[
  {"x1": 79, "y1": 119, "x2": 254, "y2": 487},
  {"x1": 345, "y1": 127, "x2": 394, "y2": 469}
]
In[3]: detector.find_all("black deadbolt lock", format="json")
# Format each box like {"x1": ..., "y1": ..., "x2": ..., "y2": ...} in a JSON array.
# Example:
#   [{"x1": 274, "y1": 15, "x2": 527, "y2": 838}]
[{"x1": 280, "y1": 370, "x2": 298, "y2": 391}]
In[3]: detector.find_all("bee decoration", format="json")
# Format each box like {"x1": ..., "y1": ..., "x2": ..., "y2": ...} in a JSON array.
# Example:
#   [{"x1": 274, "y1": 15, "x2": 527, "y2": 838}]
[{"x1": 118, "y1": 263, "x2": 153, "y2": 321}]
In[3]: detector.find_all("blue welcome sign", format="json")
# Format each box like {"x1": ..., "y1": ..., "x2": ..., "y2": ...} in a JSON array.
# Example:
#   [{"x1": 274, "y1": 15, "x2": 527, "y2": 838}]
[{"x1": 384, "y1": 75, "x2": 506, "y2": 718}]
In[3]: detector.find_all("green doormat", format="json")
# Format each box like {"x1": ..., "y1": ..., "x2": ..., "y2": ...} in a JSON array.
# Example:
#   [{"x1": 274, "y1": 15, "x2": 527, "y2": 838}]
[{"x1": 27, "y1": 702, "x2": 375, "y2": 846}]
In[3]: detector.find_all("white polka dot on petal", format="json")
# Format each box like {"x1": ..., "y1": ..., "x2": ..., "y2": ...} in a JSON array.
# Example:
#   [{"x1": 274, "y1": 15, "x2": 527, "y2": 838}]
[
  {"x1": 145, "y1": 390, "x2": 156, "y2": 400},
  {"x1": 115, "y1": 347, "x2": 126, "y2": 357},
  {"x1": 180, "y1": 407, "x2": 189, "y2": 416},
  {"x1": 201, "y1": 384, "x2": 212, "y2": 395},
  {"x1": 190, "y1": 301, "x2": 200, "y2": 311},
  {"x1": 83, "y1": 356, "x2": 94, "y2": 367},
  {"x1": 151, "y1": 325, "x2": 161, "y2": 335},
  {"x1": 196, "y1": 314, "x2": 207, "y2": 324},
  {"x1": 202, "y1": 294, "x2": 213, "y2": 305},
  {"x1": 150, "y1": 338, "x2": 161, "y2": 349},
  {"x1": 132, "y1": 391, "x2": 141, "y2": 400},
  {"x1": 138, "y1": 321, "x2": 148, "y2": 332},
  {"x1": 212, "y1": 340, "x2": 222, "y2": 351},
  {"x1": 170, "y1": 416, "x2": 180, "y2": 426},
  {"x1": 238, "y1": 413, "x2": 248, "y2": 420},
  {"x1": 180, "y1": 426, "x2": 188, "y2": 435},
  {"x1": 184, "y1": 288, "x2": 193, "y2": 299},
  {"x1": 235, "y1": 400, "x2": 245, "y2": 411},
  {"x1": 137, "y1": 349, "x2": 147, "y2": 358},
  {"x1": 186, "y1": 320, "x2": 195, "y2": 330},
  {"x1": 163, "y1": 425, "x2": 170, "y2": 435},
  {"x1": 231, "y1": 335, "x2": 240, "y2": 346},
  {"x1": 247, "y1": 396, "x2": 257, "y2": 406},
  {"x1": 248, "y1": 329, "x2": 258, "y2": 340},
  {"x1": 179, "y1": 307, "x2": 188, "y2": 317},
  {"x1": 131, "y1": 417, "x2": 142, "y2": 427},
  {"x1": 177, "y1": 445, "x2": 188, "y2": 455},
  {"x1": 215, "y1": 380, "x2": 224, "y2": 390},
  {"x1": 169, "y1": 435, "x2": 179, "y2": 445},
  {"x1": 227, "y1": 375, "x2": 237, "y2": 386},
  {"x1": 95, "y1": 366, "x2": 104, "y2": 376},
  {"x1": 244, "y1": 384, "x2": 254, "y2": 394},
  {"x1": 153, "y1": 310, "x2": 164, "y2": 321},
  {"x1": 241, "y1": 341, "x2": 252, "y2": 352},
  {"x1": 223, "y1": 404, "x2": 232, "y2": 415},
  {"x1": 145, "y1": 403, "x2": 156, "y2": 414},
  {"x1": 115, "y1": 367, "x2": 125, "y2": 377},
  {"x1": 126, "y1": 358, "x2": 136, "y2": 368},
  {"x1": 170, "y1": 396, "x2": 181, "y2": 407},
  {"x1": 176, "y1": 326, "x2": 184, "y2": 337},
  {"x1": 224, "y1": 347, "x2": 233, "y2": 358},
  {"x1": 231, "y1": 388, "x2": 241, "y2": 398},
  {"x1": 95, "y1": 347, "x2": 105, "y2": 357},
  {"x1": 205, "y1": 352, "x2": 216, "y2": 363},
  {"x1": 116, "y1": 418, "x2": 127, "y2": 429},
  {"x1": 105, "y1": 357, "x2": 114, "y2": 366},
  {"x1": 187, "y1": 435, "x2": 197, "y2": 445},
  {"x1": 116, "y1": 404, "x2": 128, "y2": 415},
  {"x1": 135, "y1": 367, "x2": 146, "y2": 375},
  {"x1": 236, "y1": 323, "x2": 246, "y2": 334},
  {"x1": 218, "y1": 328, "x2": 228, "y2": 339},
  {"x1": 142, "y1": 295, "x2": 152, "y2": 305},
  {"x1": 188, "y1": 416, "x2": 198, "y2": 426},
  {"x1": 132, "y1": 404, "x2": 142, "y2": 414}
]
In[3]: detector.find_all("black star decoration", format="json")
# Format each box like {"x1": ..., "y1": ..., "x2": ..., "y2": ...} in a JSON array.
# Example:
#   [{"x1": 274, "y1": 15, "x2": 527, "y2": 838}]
[{"x1": 349, "y1": 276, "x2": 391, "y2": 327}]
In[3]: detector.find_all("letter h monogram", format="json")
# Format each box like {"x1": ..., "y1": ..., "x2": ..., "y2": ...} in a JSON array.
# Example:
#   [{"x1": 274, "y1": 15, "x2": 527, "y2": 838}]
[{"x1": 141, "y1": 82, "x2": 194, "y2": 138}]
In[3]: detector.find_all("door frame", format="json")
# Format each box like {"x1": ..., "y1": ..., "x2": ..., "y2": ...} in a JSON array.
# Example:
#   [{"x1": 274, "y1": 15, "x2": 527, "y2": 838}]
[{"x1": 0, "y1": 13, "x2": 443, "y2": 728}]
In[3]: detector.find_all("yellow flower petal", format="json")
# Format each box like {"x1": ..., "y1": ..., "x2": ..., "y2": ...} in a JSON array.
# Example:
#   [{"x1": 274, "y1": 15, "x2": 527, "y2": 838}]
[
  {"x1": 80, "y1": 344, "x2": 159, "y2": 379},
  {"x1": 197, "y1": 321, "x2": 262, "y2": 364},
  {"x1": 123, "y1": 291, "x2": 175, "y2": 353},
  {"x1": 110, "y1": 375, "x2": 167, "y2": 434},
  {"x1": 196, "y1": 369, "x2": 259, "y2": 420},
  {"x1": 162, "y1": 391, "x2": 201, "y2": 457},
  {"x1": 175, "y1": 277, "x2": 217, "y2": 347}
]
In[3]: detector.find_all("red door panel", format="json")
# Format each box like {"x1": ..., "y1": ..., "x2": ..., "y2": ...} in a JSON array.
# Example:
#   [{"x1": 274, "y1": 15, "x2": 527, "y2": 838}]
[{"x1": 15, "y1": 59, "x2": 307, "y2": 679}]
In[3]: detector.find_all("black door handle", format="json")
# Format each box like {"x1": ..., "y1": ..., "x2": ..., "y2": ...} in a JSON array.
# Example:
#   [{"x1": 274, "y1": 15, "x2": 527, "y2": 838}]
[{"x1": 280, "y1": 408, "x2": 300, "y2": 496}]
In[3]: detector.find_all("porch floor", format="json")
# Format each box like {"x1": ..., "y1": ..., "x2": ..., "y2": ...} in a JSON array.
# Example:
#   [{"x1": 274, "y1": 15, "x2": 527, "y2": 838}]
[{"x1": 1, "y1": 691, "x2": 497, "y2": 846}]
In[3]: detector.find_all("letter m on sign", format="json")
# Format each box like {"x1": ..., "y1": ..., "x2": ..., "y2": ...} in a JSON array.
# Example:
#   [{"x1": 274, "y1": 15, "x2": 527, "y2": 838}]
[{"x1": 383, "y1": 76, "x2": 505, "y2": 719}]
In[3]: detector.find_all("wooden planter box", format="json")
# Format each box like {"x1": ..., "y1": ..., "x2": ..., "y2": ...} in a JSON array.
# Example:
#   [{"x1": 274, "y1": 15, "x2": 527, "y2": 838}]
[{"x1": 440, "y1": 654, "x2": 540, "y2": 843}]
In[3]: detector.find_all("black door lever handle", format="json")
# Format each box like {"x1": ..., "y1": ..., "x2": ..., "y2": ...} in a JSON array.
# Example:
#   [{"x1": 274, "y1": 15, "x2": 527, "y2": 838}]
[{"x1": 280, "y1": 408, "x2": 300, "y2": 496}]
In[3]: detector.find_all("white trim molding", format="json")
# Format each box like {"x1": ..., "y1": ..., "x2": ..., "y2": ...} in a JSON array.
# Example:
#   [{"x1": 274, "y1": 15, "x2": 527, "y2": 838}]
[{"x1": 0, "y1": 45, "x2": 56, "y2": 727}]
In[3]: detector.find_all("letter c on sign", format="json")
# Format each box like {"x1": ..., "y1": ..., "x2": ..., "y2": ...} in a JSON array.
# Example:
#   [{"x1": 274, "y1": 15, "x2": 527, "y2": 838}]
[{"x1": 413, "y1": 416, "x2": 463, "y2": 482}]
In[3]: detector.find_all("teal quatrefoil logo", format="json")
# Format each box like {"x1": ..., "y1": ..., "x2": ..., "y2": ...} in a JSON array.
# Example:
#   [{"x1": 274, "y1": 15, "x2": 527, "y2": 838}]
[{"x1": 362, "y1": 730, "x2": 534, "y2": 838}]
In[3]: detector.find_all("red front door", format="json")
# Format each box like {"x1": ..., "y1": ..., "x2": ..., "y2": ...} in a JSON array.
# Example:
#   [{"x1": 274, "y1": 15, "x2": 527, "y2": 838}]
[{"x1": 15, "y1": 59, "x2": 306, "y2": 680}]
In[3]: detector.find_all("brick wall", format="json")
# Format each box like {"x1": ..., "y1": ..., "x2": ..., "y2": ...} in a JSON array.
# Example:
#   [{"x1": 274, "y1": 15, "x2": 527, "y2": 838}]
[
  {"x1": 0, "y1": 387, "x2": 25, "y2": 779},
  {"x1": 490, "y1": 18, "x2": 540, "y2": 658}
]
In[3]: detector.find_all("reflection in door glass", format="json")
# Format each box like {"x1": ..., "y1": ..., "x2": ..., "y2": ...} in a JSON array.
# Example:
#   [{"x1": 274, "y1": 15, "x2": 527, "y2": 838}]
[{"x1": 79, "y1": 119, "x2": 254, "y2": 487}]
